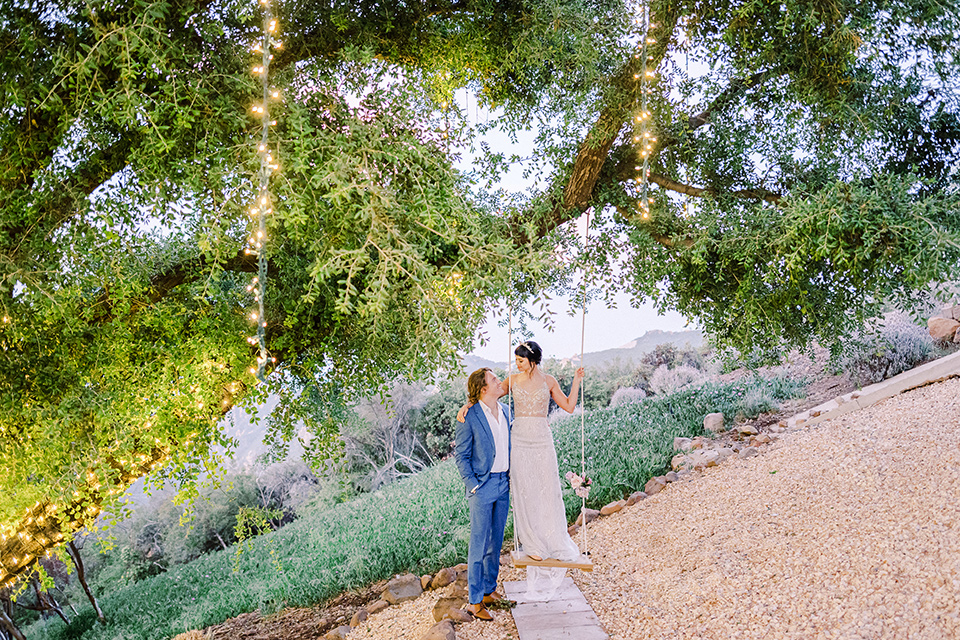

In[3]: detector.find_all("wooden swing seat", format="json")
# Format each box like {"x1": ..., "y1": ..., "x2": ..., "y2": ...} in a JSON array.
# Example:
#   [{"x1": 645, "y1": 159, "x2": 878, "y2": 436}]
[{"x1": 511, "y1": 550, "x2": 593, "y2": 571}]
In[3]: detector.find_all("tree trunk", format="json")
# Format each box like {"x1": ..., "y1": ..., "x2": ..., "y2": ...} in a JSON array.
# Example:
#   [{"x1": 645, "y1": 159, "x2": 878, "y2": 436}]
[
  {"x1": 68, "y1": 542, "x2": 105, "y2": 623},
  {"x1": 213, "y1": 531, "x2": 229, "y2": 551},
  {"x1": 31, "y1": 579, "x2": 69, "y2": 625},
  {"x1": 0, "y1": 597, "x2": 26, "y2": 640}
]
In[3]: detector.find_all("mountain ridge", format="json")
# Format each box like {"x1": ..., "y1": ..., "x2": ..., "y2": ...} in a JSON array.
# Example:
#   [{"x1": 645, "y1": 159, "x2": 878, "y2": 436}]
[{"x1": 462, "y1": 328, "x2": 703, "y2": 371}]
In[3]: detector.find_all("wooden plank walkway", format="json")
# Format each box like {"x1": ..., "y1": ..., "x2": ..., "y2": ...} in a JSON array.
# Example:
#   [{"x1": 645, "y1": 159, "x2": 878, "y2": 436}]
[{"x1": 503, "y1": 577, "x2": 608, "y2": 640}]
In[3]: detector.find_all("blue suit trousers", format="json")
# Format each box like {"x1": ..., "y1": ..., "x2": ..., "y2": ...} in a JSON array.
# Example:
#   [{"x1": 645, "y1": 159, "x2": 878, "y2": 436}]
[{"x1": 467, "y1": 471, "x2": 509, "y2": 604}]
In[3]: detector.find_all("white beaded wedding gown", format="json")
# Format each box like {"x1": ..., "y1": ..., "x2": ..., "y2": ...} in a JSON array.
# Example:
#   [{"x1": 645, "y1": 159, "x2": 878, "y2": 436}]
[{"x1": 511, "y1": 376, "x2": 581, "y2": 594}]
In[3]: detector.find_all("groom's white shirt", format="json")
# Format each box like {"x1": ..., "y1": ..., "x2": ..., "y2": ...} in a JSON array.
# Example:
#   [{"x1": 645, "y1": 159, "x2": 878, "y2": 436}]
[{"x1": 479, "y1": 401, "x2": 509, "y2": 473}]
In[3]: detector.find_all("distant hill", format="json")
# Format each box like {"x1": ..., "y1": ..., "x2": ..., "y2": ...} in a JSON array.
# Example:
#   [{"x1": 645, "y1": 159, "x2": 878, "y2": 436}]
[
  {"x1": 461, "y1": 354, "x2": 504, "y2": 373},
  {"x1": 463, "y1": 328, "x2": 703, "y2": 372},
  {"x1": 573, "y1": 329, "x2": 704, "y2": 368}
]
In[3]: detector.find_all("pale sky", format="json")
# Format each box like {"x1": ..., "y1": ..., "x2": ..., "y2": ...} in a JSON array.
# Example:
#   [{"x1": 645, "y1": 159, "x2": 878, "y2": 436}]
[
  {"x1": 469, "y1": 292, "x2": 693, "y2": 363},
  {"x1": 456, "y1": 92, "x2": 693, "y2": 363}
]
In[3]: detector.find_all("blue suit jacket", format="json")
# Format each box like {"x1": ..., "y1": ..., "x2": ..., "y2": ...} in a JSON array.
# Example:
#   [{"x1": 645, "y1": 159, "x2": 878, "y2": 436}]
[{"x1": 454, "y1": 401, "x2": 512, "y2": 496}]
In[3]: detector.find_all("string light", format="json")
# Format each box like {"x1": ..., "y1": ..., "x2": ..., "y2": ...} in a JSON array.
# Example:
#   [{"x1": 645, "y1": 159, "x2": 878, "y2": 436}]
[
  {"x1": 1, "y1": 6, "x2": 283, "y2": 590},
  {"x1": 634, "y1": 2, "x2": 656, "y2": 219},
  {"x1": 246, "y1": 0, "x2": 281, "y2": 383}
]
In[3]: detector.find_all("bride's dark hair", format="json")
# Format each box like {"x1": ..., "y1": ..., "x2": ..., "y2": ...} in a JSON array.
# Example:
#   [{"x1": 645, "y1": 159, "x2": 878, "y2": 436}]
[{"x1": 514, "y1": 340, "x2": 542, "y2": 365}]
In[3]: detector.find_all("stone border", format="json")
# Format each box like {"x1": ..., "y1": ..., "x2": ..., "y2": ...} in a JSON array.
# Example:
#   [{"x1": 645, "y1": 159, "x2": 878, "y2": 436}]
[{"x1": 784, "y1": 350, "x2": 960, "y2": 429}]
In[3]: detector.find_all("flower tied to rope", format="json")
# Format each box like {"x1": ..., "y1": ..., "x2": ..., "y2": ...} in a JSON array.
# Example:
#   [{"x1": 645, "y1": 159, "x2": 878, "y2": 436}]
[{"x1": 565, "y1": 471, "x2": 591, "y2": 499}]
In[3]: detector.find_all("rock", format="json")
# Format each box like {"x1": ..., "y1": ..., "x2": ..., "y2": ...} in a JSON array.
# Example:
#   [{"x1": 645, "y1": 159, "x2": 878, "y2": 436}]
[
  {"x1": 422, "y1": 620, "x2": 456, "y2": 640},
  {"x1": 453, "y1": 563, "x2": 468, "y2": 572},
  {"x1": 691, "y1": 436, "x2": 711, "y2": 449},
  {"x1": 928, "y1": 316, "x2": 960, "y2": 342},
  {"x1": 454, "y1": 571, "x2": 468, "y2": 587},
  {"x1": 350, "y1": 608, "x2": 368, "y2": 627},
  {"x1": 739, "y1": 447, "x2": 759, "y2": 459},
  {"x1": 714, "y1": 447, "x2": 735, "y2": 463},
  {"x1": 703, "y1": 412, "x2": 725, "y2": 432},
  {"x1": 421, "y1": 574, "x2": 433, "y2": 590},
  {"x1": 448, "y1": 584, "x2": 468, "y2": 599},
  {"x1": 673, "y1": 436, "x2": 693, "y2": 452},
  {"x1": 367, "y1": 600, "x2": 390, "y2": 614},
  {"x1": 568, "y1": 524, "x2": 580, "y2": 536},
  {"x1": 754, "y1": 433, "x2": 772, "y2": 445},
  {"x1": 671, "y1": 453, "x2": 690, "y2": 471},
  {"x1": 383, "y1": 573, "x2": 423, "y2": 605},
  {"x1": 769, "y1": 425, "x2": 785, "y2": 433},
  {"x1": 738, "y1": 424, "x2": 759, "y2": 436},
  {"x1": 421, "y1": 620, "x2": 457, "y2": 640},
  {"x1": 325, "y1": 625, "x2": 352, "y2": 640},
  {"x1": 939, "y1": 303, "x2": 960, "y2": 320},
  {"x1": 644, "y1": 476, "x2": 666, "y2": 495},
  {"x1": 626, "y1": 491, "x2": 647, "y2": 506},
  {"x1": 444, "y1": 609, "x2": 473, "y2": 623},
  {"x1": 433, "y1": 596, "x2": 467, "y2": 622},
  {"x1": 600, "y1": 500, "x2": 626, "y2": 515},
  {"x1": 677, "y1": 470, "x2": 692, "y2": 479},
  {"x1": 430, "y1": 567, "x2": 456, "y2": 590},
  {"x1": 575, "y1": 508, "x2": 601, "y2": 526},
  {"x1": 688, "y1": 449, "x2": 719, "y2": 469},
  {"x1": 664, "y1": 471, "x2": 678, "y2": 482}
]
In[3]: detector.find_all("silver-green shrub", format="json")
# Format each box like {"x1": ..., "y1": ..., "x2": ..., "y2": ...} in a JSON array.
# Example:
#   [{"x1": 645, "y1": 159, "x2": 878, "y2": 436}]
[
  {"x1": 608, "y1": 387, "x2": 646, "y2": 407},
  {"x1": 648, "y1": 365, "x2": 706, "y2": 396},
  {"x1": 838, "y1": 313, "x2": 940, "y2": 386}
]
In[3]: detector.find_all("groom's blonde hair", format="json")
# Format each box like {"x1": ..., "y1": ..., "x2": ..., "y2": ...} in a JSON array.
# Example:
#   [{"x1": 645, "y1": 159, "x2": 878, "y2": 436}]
[{"x1": 467, "y1": 368, "x2": 491, "y2": 405}]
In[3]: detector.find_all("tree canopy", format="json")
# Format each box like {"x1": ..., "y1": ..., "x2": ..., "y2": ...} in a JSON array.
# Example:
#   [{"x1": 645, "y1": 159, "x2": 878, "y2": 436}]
[{"x1": 1, "y1": 0, "x2": 958, "y2": 584}]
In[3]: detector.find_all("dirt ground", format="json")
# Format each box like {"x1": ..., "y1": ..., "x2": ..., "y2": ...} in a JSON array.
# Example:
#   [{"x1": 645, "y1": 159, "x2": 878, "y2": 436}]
[{"x1": 203, "y1": 580, "x2": 386, "y2": 640}]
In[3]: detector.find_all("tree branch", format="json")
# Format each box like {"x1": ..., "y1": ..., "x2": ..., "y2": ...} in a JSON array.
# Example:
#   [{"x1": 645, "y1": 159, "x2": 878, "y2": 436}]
[{"x1": 647, "y1": 172, "x2": 782, "y2": 204}]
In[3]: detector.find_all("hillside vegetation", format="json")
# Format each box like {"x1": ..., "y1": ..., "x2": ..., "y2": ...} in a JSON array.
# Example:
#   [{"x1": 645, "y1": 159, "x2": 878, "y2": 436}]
[{"x1": 23, "y1": 375, "x2": 805, "y2": 640}]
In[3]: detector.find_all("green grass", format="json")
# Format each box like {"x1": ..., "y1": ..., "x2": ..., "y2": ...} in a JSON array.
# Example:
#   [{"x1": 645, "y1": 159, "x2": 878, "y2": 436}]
[
  {"x1": 553, "y1": 374, "x2": 807, "y2": 516},
  {"x1": 26, "y1": 374, "x2": 804, "y2": 640}
]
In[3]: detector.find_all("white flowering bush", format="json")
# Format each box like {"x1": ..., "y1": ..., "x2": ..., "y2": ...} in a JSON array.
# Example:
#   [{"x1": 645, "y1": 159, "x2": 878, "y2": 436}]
[
  {"x1": 648, "y1": 365, "x2": 707, "y2": 396},
  {"x1": 608, "y1": 387, "x2": 647, "y2": 407}
]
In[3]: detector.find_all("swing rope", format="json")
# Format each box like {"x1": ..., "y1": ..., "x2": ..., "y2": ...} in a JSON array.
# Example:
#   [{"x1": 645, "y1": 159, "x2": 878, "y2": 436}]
[
  {"x1": 578, "y1": 210, "x2": 590, "y2": 558},
  {"x1": 508, "y1": 294, "x2": 518, "y2": 555}
]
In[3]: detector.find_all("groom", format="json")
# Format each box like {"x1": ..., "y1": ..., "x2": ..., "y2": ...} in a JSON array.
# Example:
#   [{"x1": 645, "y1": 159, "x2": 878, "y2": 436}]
[{"x1": 455, "y1": 368, "x2": 511, "y2": 621}]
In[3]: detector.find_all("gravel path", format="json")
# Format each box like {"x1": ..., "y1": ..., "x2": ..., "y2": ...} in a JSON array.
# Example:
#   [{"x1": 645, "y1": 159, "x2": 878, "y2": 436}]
[{"x1": 355, "y1": 377, "x2": 960, "y2": 639}]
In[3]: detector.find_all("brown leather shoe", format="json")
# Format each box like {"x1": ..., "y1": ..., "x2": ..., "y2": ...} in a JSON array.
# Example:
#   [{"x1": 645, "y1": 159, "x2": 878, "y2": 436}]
[
  {"x1": 482, "y1": 591, "x2": 504, "y2": 605},
  {"x1": 464, "y1": 603, "x2": 493, "y2": 621}
]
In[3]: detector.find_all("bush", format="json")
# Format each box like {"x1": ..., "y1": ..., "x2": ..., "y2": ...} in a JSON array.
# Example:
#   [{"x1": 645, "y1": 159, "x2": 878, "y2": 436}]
[
  {"x1": 608, "y1": 387, "x2": 646, "y2": 407},
  {"x1": 648, "y1": 365, "x2": 706, "y2": 396},
  {"x1": 409, "y1": 381, "x2": 467, "y2": 460},
  {"x1": 835, "y1": 313, "x2": 941, "y2": 386}
]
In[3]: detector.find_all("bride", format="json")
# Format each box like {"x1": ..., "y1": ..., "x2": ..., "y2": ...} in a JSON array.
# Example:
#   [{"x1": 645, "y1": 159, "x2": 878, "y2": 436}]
[{"x1": 458, "y1": 340, "x2": 584, "y2": 567}]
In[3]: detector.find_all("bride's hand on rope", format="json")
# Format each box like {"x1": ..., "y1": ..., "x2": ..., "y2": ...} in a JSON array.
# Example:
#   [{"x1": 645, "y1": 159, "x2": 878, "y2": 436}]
[{"x1": 456, "y1": 403, "x2": 472, "y2": 423}]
